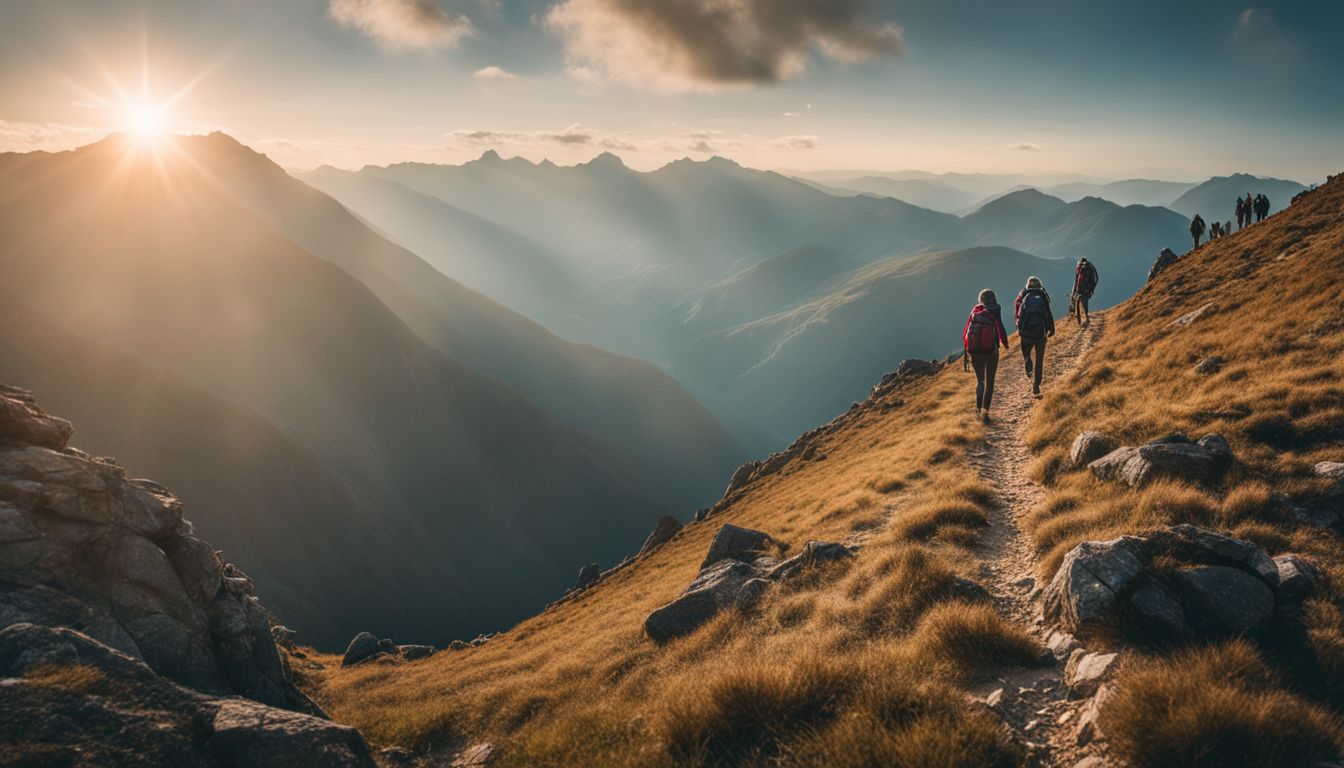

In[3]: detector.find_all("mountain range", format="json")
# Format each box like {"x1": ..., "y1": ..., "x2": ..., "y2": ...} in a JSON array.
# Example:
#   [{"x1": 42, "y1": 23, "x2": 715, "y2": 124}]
[
  {"x1": 0, "y1": 134, "x2": 744, "y2": 648},
  {"x1": 305, "y1": 155, "x2": 1191, "y2": 439}
]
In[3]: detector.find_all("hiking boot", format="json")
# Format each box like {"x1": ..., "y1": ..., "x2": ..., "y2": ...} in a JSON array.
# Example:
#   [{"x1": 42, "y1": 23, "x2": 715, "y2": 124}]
[
  {"x1": 1033, "y1": 384, "x2": 1041, "y2": 398},
  {"x1": 982, "y1": 412, "x2": 992, "y2": 424}
]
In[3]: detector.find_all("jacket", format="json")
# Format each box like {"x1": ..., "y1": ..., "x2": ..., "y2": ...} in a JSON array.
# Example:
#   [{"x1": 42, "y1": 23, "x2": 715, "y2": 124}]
[{"x1": 1014, "y1": 288, "x2": 1056, "y2": 339}]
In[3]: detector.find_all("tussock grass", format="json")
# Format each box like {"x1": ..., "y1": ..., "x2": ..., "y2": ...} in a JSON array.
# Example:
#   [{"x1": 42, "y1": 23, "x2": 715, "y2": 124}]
[
  {"x1": 907, "y1": 602, "x2": 1042, "y2": 677},
  {"x1": 1102, "y1": 642, "x2": 1344, "y2": 767}
]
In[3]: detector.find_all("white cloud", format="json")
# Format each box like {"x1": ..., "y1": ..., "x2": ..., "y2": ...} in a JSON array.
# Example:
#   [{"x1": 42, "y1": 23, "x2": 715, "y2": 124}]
[
  {"x1": 546, "y1": 0, "x2": 902, "y2": 92},
  {"x1": 328, "y1": 0, "x2": 472, "y2": 51},
  {"x1": 773, "y1": 135, "x2": 819, "y2": 150},
  {"x1": 472, "y1": 65, "x2": 519, "y2": 81},
  {"x1": 0, "y1": 120, "x2": 94, "y2": 152}
]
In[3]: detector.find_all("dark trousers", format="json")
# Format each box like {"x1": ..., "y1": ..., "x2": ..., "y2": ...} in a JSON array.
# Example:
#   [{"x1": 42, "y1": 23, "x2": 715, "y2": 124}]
[
  {"x1": 1074, "y1": 292, "x2": 1091, "y2": 321},
  {"x1": 970, "y1": 351, "x2": 999, "y2": 412},
  {"x1": 1022, "y1": 336, "x2": 1046, "y2": 389}
]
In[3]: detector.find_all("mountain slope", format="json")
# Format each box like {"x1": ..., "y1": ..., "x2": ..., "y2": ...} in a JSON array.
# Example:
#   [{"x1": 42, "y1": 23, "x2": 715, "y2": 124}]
[
  {"x1": 1168, "y1": 172, "x2": 1307, "y2": 219},
  {"x1": 1043, "y1": 178, "x2": 1195, "y2": 207},
  {"x1": 0, "y1": 136, "x2": 674, "y2": 648},
  {"x1": 305, "y1": 173, "x2": 1344, "y2": 767}
]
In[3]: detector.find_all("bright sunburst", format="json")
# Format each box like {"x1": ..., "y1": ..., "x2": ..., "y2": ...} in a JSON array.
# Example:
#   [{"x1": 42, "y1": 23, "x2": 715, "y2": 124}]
[{"x1": 127, "y1": 104, "x2": 167, "y2": 143}]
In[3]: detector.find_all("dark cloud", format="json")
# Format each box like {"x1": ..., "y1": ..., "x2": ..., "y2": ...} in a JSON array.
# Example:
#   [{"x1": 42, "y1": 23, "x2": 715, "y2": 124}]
[
  {"x1": 689, "y1": 140, "x2": 716, "y2": 154},
  {"x1": 1007, "y1": 142, "x2": 1041, "y2": 152},
  {"x1": 547, "y1": 0, "x2": 902, "y2": 90},
  {"x1": 329, "y1": 0, "x2": 472, "y2": 51}
]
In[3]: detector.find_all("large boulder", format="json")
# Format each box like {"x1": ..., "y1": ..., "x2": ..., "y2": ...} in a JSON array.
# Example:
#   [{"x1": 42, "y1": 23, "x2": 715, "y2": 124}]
[
  {"x1": 0, "y1": 623, "x2": 375, "y2": 768},
  {"x1": 700, "y1": 524, "x2": 776, "y2": 569},
  {"x1": 1044, "y1": 525, "x2": 1300, "y2": 643},
  {"x1": 575, "y1": 562, "x2": 600, "y2": 590},
  {"x1": 1148, "y1": 247, "x2": 1181, "y2": 281},
  {"x1": 1070, "y1": 431, "x2": 1118, "y2": 469},
  {"x1": 1088, "y1": 433, "x2": 1233, "y2": 488},
  {"x1": 0, "y1": 386, "x2": 316, "y2": 715},
  {"x1": 341, "y1": 632, "x2": 384, "y2": 667}
]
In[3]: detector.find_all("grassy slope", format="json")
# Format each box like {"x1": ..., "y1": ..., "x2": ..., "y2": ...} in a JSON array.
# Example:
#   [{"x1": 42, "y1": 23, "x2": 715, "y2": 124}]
[
  {"x1": 305, "y1": 176, "x2": 1344, "y2": 766},
  {"x1": 303, "y1": 349, "x2": 1041, "y2": 766},
  {"x1": 1023, "y1": 175, "x2": 1344, "y2": 764}
]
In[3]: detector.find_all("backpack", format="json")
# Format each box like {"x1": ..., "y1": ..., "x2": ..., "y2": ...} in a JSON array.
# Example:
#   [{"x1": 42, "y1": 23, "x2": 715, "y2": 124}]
[
  {"x1": 965, "y1": 310, "x2": 998, "y2": 353},
  {"x1": 1019, "y1": 292, "x2": 1048, "y2": 336},
  {"x1": 1077, "y1": 262, "x2": 1098, "y2": 293}
]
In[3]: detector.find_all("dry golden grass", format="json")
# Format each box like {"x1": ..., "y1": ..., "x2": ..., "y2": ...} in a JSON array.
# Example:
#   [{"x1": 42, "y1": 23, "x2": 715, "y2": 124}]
[
  {"x1": 301, "y1": 302, "x2": 1049, "y2": 764},
  {"x1": 1021, "y1": 177, "x2": 1344, "y2": 751},
  {"x1": 1101, "y1": 641, "x2": 1344, "y2": 767}
]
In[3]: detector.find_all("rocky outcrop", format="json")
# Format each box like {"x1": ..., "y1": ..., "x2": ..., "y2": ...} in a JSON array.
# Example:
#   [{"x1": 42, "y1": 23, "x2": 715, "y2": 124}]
[
  {"x1": 0, "y1": 623, "x2": 374, "y2": 767},
  {"x1": 645, "y1": 525, "x2": 856, "y2": 643},
  {"x1": 1043, "y1": 525, "x2": 1317, "y2": 642},
  {"x1": 637, "y1": 515, "x2": 683, "y2": 558},
  {"x1": 1148, "y1": 247, "x2": 1181, "y2": 281},
  {"x1": 1088, "y1": 433, "x2": 1233, "y2": 488},
  {"x1": 0, "y1": 385, "x2": 316, "y2": 714},
  {"x1": 1069, "y1": 431, "x2": 1117, "y2": 469},
  {"x1": 1194, "y1": 355, "x2": 1226, "y2": 375},
  {"x1": 575, "y1": 562, "x2": 600, "y2": 590}
]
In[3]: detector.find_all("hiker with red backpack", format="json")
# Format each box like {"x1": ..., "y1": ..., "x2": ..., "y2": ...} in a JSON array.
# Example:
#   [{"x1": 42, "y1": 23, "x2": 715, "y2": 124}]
[
  {"x1": 1015, "y1": 277, "x2": 1056, "y2": 398},
  {"x1": 962, "y1": 288, "x2": 1011, "y2": 423},
  {"x1": 1071, "y1": 258, "x2": 1099, "y2": 325}
]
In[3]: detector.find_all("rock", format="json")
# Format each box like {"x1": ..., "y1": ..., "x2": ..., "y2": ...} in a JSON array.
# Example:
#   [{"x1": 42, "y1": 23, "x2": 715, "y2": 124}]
[
  {"x1": 638, "y1": 515, "x2": 683, "y2": 557},
  {"x1": 766, "y1": 540, "x2": 856, "y2": 580},
  {"x1": 378, "y1": 747, "x2": 417, "y2": 767},
  {"x1": 1065, "y1": 650, "x2": 1118, "y2": 697},
  {"x1": 448, "y1": 640, "x2": 469, "y2": 651},
  {"x1": 1125, "y1": 579, "x2": 1189, "y2": 639},
  {"x1": 1046, "y1": 631, "x2": 1080, "y2": 661},
  {"x1": 985, "y1": 688, "x2": 1005, "y2": 708},
  {"x1": 0, "y1": 623, "x2": 375, "y2": 768},
  {"x1": 645, "y1": 560, "x2": 765, "y2": 643},
  {"x1": 399, "y1": 644, "x2": 435, "y2": 661},
  {"x1": 1274, "y1": 554, "x2": 1323, "y2": 601},
  {"x1": 1170, "y1": 302, "x2": 1215, "y2": 327},
  {"x1": 1073, "y1": 759, "x2": 1107, "y2": 768},
  {"x1": 341, "y1": 632, "x2": 384, "y2": 667},
  {"x1": 1147, "y1": 524, "x2": 1279, "y2": 587},
  {"x1": 723, "y1": 461, "x2": 761, "y2": 497},
  {"x1": 700, "y1": 524, "x2": 775, "y2": 569},
  {"x1": 1074, "y1": 684, "x2": 1116, "y2": 748},
  {"x1": 1194, "y1": 355, "x2": 1226, "y2": 375},
  {"x1": 452, "y1": 742, "x2": 495, "y2": 767},
  {"x1": 162, "y1": 535, "x2": 224, "y2": 604},
  {"x1": 1316, "y1": 462, "x2": 1344, "y2": 482},
  {"x1": 1148, "y1": 247, "x2": 1181, "y2": 281},
  {"x1": 0, "y1": 388, "x2": 73, "y2": 450},
  {"x1": 1043, "y1": 536, "x2": 1147, "y2": 635},
  {"x1": 271, "y1": 625, "x2": 298, "y2": 649},
  {"x1": 1088, "y1": 433, "x2": 1233, "y2": 488},
  {"x1": 1070, "y1": 432, "x2": 1118, "y2": 469},
  {"x1": 1171, "y1": 566, "x2": 1275, "y2": 635},
  {"x1": 575, "y1": 562, "x2": 600, "y2": 590}
]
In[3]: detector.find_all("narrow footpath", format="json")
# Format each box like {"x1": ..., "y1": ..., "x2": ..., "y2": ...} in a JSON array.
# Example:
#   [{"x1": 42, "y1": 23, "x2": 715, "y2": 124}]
[{"x1": 967, "y1": 314, "x2": 1106, "y2": 767}]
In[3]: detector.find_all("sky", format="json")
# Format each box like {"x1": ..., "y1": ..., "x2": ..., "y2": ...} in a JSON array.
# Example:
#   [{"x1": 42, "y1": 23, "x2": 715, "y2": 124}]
[{"x1": 0, "y1": 0, "x2": 1340, "y2": 180}]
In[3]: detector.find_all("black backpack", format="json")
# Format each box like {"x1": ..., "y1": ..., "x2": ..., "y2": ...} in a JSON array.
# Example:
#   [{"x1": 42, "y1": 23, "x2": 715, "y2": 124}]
[{"x1": 1019, "y1": 291, "x2": 1048, "y2": 336}]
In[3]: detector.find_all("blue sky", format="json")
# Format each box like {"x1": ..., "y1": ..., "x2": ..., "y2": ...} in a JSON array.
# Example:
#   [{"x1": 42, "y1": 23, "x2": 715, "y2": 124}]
[{"x1": 0, "y1": 0, "x2": 1339, "y2": 179}]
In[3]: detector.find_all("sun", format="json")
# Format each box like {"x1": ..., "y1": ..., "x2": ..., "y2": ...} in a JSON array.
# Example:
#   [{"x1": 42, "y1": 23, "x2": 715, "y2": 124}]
[{"x1": 127, "y1": 104, "x2": 167, "y2": 143}]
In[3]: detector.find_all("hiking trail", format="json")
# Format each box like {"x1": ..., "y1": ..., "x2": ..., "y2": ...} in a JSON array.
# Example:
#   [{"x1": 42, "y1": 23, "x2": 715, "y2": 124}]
[{"x1": 967, "y1": 314, "x2": 1106, "y2": 766}]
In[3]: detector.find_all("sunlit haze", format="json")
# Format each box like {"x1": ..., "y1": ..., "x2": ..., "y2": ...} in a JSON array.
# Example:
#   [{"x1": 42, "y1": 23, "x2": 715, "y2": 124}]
[{"x1": 1, "y1": 1, "x2": 1340, "y2": 179}]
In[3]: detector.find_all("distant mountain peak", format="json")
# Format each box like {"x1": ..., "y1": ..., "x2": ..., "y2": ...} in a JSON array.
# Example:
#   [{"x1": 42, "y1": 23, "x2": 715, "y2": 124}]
[
  {"x1": 581, "y1": 151, "x2": 627, "y2": 170},
  {"x1": 478, "y1": 149, "x2": 503, "y2": 162}
]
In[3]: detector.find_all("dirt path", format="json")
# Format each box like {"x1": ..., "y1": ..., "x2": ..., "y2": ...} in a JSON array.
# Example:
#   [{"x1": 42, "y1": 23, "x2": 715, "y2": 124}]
[{"x1": 966, "y1": 314, "x2": 1106, "y2": 766}]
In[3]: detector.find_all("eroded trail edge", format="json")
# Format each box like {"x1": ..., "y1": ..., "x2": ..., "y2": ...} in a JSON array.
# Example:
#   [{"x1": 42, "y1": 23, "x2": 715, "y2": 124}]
[{"x1": 968, "y1": 314, "x2": 1106, "y2": 766}]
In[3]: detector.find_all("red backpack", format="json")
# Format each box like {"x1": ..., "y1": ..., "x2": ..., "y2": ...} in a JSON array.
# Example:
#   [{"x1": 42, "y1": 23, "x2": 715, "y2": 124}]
[{"x1": 964, "y1": 308, "x2": 999, "y2": 353}]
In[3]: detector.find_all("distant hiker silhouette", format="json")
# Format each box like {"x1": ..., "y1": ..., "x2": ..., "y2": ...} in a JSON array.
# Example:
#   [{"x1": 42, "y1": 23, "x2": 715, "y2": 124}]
[
  {"x1": 1244, "y1": 193, "x2": 1255, "y2": 224},
  {"x1": 1236, "y1": 198, "x2": 1246, "y2": 230},
  {"x1": 962, "y1": 288, "x2": 1010, "y2": 423},
  {"x1": 1190, "y1": 214, "x2": 1206, "y2": 248},
  {"x1": 1072, "y1": 257, "x2": 1099, "y2": 325},
  {"x1": 1255, "y1": 193, "x2": 1270, "y2": 222},
  {"x1": 1015, "y1": 277, "x2": 1055, "y2": 398}
]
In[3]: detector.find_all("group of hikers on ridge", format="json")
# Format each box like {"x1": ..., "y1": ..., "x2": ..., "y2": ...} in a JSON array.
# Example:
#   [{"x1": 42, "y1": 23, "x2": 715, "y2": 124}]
[
  {"x1": 960, "y1": 258, "x2": 1098, "y2": 422},
  {"x1": 1190, "y1": 192, "x2": 1272, "y2": 247}
]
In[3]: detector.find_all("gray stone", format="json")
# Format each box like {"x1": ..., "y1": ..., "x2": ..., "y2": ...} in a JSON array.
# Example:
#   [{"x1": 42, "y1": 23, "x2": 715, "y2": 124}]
[
  {"x1": 766, "y1": 540, "x2": 856, "y2": 580},
  {"x1": 1148, "y1": 524, "x2": 1279, "y2": 588},
  {"x1": 700, "y1": 524, "x2": 775, "y2": 569},
  {"x1": 1043, "y1": 536, "x2": 1147, "y2": 636},
  {"x1": 162, "y1": 535, "x2": 224, "y2": 605},
  {"x1": 1065, "y1": 650, "x2": 1118, "y2": 697},
  {"x1": 1126, "y1": 580, "x2": 1189, "y2": 639},
  {"x1": 1273, "y1": 554, "x2": 1323, "y2": 601},
  {"x1": 1149, "y1": 247, "x2": 1181, "y2": 281},
  {"x1": 645, "y1": 560, "x2": 765, "y2": 643},
  {"x1": 1046, "y1": 631, "x2": 1080, "y2": 661},
  {"x1": 341, "y1": 632, "x2": 383, "y2": 667},
  {"x1": 1172, "y1": 566, "x2": 1275, "y2": 635},
  {"x1": 1070, "y1": 431, "x2": 1118, "y2": 469},
  {"x1": 1089, "y1": 434, "x2": 1233, "y2": 488},
  {"x1": 399, "y1": 644, "x2": 435, "y2": 661},
  {"x1": 210, "y1": 698, "x2": 374, "y2": 767},
  {"x1": 452, "y1": 742, "x2": 495, "y2": 767},
  {"x1": 637, "y1": 515, "x2": 683, "y2": 557},
  {"x1": 1315, "y1": 462, "x2": 1344, "y2": 481},
  {"x1": 271, "y1": 625, "x2": 298, "y2": 649},
  {"x1": 575, "y1": 562, "x2": 600, "y2": 590}
]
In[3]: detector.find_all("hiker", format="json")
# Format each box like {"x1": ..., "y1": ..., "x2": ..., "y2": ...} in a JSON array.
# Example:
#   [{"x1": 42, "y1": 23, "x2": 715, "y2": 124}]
[
  {"x1": 1210, "y1": 221, "x2": 1221, "y2": 240},
  {"x1": 1256, "y1": 193, "x2": 1270, "y2": 222},
  {"x1": 962, "y1": 288, "x2": 1010, "y2": 422},
  {"x1": 1236, "y1": 198, "x2": 1246, "y2": 230},
  {"x1": 1190, "y1": 214, "x2": 1206, "y2": 248},
  {"x1": 1072, "y1": 257, "x2": 1099, "y2": 325},
  {"x1": 1244, "y1": 193, "x2": 1254, "y2": 224},
  {"x1": 1015, "y1": 277, "x2": 1056, "y2": 398}
]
